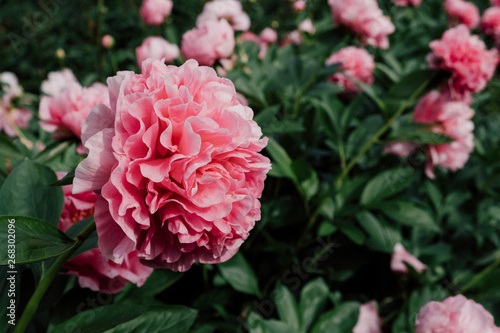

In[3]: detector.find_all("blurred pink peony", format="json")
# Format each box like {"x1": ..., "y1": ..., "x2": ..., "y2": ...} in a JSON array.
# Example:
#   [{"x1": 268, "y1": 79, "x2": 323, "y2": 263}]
[
  {"x1": 39, "y1": 78, "x2": 109, "y2": 141},
  {"x1": 102, "y1": 34, "x2": 115, "y2": 49},
  {"x1": 392, "y1": 0, "x2": 422, "y2": 6},
  {"x1": 181, "y1": 19, "x2": 235, "y2": 66},
  {"x1": 353, "y1": 301, "x2": 383, "y2": 333},
  {"x1": 0, "y1": 72, "x2": 32, "y2": 137},
  {"x1": 282, "y1": 30, "x2": 303, "y2": 46},
  {"x1": 293, "y1": 0, "x2": 307, "y2": 12},
  {"x1": 493, "y1": 0, "x2": 500, "y2": 6},
  {"x1": 326, "y1": 46, "x2": 375, "y2": 94},
  {"x1": 481, "y1": 7, "x2": 500, "y2": 38},
  {"x1": 328, "y1": 0, "x2": 395, "y2": 49},
  {"x1": 413, "y1": 90, "x2": 475, "y2": 179},
  {"x1": 427, "y1": 25, "x2": 499, "y2": 101},
  {"x1": 383, "y1": 142, "x2": 418, "y2": 158},
  {"x1": 58, "y1": 176, "x2": 152, "y2": 294},
  {"x1": 196, "y1": 0, "x2": 250, "y2": 31},
  {"x1": 41, "y1": 68, "x2": 78, "y2": 96},
  {"x1": 73, "y1": 59, "x2": 271, "y2": 272},
  {"x1": 239, "y1": 31, "x2": 260, "y2": 44},
  {"x1": 415, "y1": 295, "x2": 500, "y2": 333},
  {"x1": 299, "y1": 18, "x2": 316, "y2": 34},
  {"x1": 259, "y1": 28, "x2": 278, "y2": 44},
  {"x1": 136, "y1": 36, "x2": 179, "y2": 67},
  {"x1": 139, "y1": 0, "x2": 173, "y2": 26},
  {"x1": 444, "y1": 0, "x2": 480, "y2": 29},
  {"x1": 391, "y1": 243, "x2": 426, "y2": 274}
]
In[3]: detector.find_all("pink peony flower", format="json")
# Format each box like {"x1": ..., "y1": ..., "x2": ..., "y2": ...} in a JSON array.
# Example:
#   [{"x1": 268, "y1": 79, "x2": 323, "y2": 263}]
[
  {"x1": 299, "y1": 18, "x2": 316, "y2": 34},
  {"x1": 383, "y1": 142, "x2": 419, "y2": 158},
  {"x1": 136, "y1": 36, "x2": 179, "y2": 67},
  {"x1": 196, "y1": 0, "x2": 250, "y2": 31},
  {"x1": 392, "y1": 0, "x2": 422, "y2": 6},
  {"x1": 39, "y1": 73, "x2": 109, "y2": 141},
  {"x1": 139, "y1": 0, "x2": 173, "y2": 26},
  {"x1": 493, "y1": 0, "x2": 500, "y2": 6},
  {"x1": 58, "y1": 175, "x2": 152, "y2": 294},
  {"x1": 444, "y1": 0, "x2": 480, "y2": 29},
  {"x1": 413, "y1": 91, "x2": 475, "y2": 179},
  {"x1": 427, "y1": 25, "x2": 499, "y2": 101},
  {"x1": 181, "y1": 19, "x2": 235, "y2": 66},
  {"x1": 391, "y1": 243, "x2": 427, "y2": 274},
  {"x1": 328, "y1": 0, "x2": 395, "y2": 49},
  {"x1": 293, "y1": 0, "x2": 307, "y2": 12},
  {"x1": 239, "y1": 31, "x2": 260, "y2": 44},
  {"x1": 325, "y1": 46, "x2": 376, "y2": 94},
  {"x1": 102, "y1": 34, "x2": 115, "y2": 49},
  {"x1": 73, "y1": 59, "x2": 271, "y2": 272},
  {"x1": 353, "y1": 301, "x2": 383, "y2": 333},
  {"x1": 481, "y1": 6, "x2": 500, "y2": 38},
  {"x1": 415, "y1": 295, "x2": 500, "y2": 333},
  {"x1": 41, "y1": 68, "x2": 78, "y2": 96},
  {"x1": 259, "y1": 28, "x2": 278, "y2": 44},
  {"x1": 281, "y1": 30, "x2": 303, "y2": 46},
  {"x1": 0, "y1": 72, "x2": 33, "y2": 137}
]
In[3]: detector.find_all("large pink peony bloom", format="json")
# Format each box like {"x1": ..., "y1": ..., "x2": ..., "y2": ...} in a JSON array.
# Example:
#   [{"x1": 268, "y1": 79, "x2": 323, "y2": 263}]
[
  {"x1": 481, "y1": 6, "x2": 500, "y2": 39},
  {"x1": 136, "y1": 36, "x2": 179, "y2": 67},
  {"x1": 390, "y1": 243, "x2": 426, "y2": 274},
  {"x1": 58, "y1": 177, "x2": 152, "y2": 294},
  {"x1": 196, "y1": 0, "x2": 250, "y2": 31},
  {"x1": 444, "y1": 0, "x2": 480, "y2": 29},
  {"x1": 413, "y1": 90, "x2": 474, "y2": 179},
  {"x1": 73, "y1": 59, "x2": 271, "y2": 272},
  {"x1": 392, "y1": 0, "x2": 422, "y2": 7},
  {"x1": 427, "y1": 25, "x2": 499, "y2": 101},
  {"x1": 328, "y1": 0, "x2": 395, "y2": 49},
  {"x1": 415, "y1": 295, "x2": 500, "y2": 333},
  {"x1": 325, "y1": 46, "x2": 376, "y2": 94},
  {"x1": 181, "y1": 19, "x2": 235, "y2": 66},
  {"x1": 0, "y1": 72, "x2": 33, "y2": 137},
  {"x1": 39, "y1": 75, "x2": 109, "y2": 140},
  {"x1": 139, "y1": 0, "x2": 173, "y2": 26},
  {"x1": 353, "y1": 301, "x2": 383, "y2": 333}
]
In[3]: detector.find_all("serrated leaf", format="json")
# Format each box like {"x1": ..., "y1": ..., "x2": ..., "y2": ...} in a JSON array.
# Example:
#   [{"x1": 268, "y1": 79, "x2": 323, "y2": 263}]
[{"x1": 0, "y1": 215, "x2": 75, "y2": 265}]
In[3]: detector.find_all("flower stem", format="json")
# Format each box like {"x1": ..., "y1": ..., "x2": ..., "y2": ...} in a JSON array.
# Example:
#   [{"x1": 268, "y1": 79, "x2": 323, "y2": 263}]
[{"x1": 14, "y1": 220, "x2": 96, "y2": 333}]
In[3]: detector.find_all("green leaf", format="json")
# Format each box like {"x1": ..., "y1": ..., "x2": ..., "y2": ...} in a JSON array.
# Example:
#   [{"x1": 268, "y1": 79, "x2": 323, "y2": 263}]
[
  {"x1": 0, "y1": 215, "x2": 75, "y2": 265},
  {"x1": 339, "y1": 224, "x2": 365, "y2": 245},
  {"x1": 64, "y1": 217, "x2": 98, "y2": 259},
  {"x1": 357, "y1": 81, "x2": 387, "y2": 113},
  {"x1": 311, "y1": 302, "x2": 360, "y2": 333},
  {"x1": 0, "y1": 159, "x2": 64, "y2": 226},
  {"x1": 275, "y1": 283, "x2": 300, "y2": 330},
  {"x1": 356, "y1": 211, "x2": 401, "y2": 253},
  {"x1": 388, "y1": 123, "x2": 454, "y2": 144},
  {"x1": 299, "y1": 278, "x2": 329, "y2": 332},
  {"x1": 360, "y1": 168, "x2": 415, "y2": 205},
  {"x1": 218, "y1": 252, "x2": 261, "y2": 297},
  {"x1": 266, "y1": 138, "x2": 295, "y2": 180},
  {"x1": 105, "y1": 305, "x2": 197, "y2": 333},
  {"x1": 291, "y1": 158, "x2": 319, "y2": 201},
  {"x1": 50, "y1": 303, "x2": 147, "y2": 333},
  {"x1": 0, "y1": 135, "x2": 25, "y2": 160},
  {"x1": 376, "y1": 201, "x2": 440, "y2": 231},
  {"x1": 115, "y1": 269, "x2": 183, "y2": 302},
  {"x1": 388, "y1": 70, "x2": 437, "y2": 99},
  {"x1": 49, "y1": 167, "x2": 75, "y2": 186}
]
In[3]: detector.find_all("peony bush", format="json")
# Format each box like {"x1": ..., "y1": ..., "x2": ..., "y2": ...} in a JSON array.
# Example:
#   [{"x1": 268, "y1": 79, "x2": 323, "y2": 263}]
[{"x1": 0, "y1": 0, "x2": 499, "y2": 332}]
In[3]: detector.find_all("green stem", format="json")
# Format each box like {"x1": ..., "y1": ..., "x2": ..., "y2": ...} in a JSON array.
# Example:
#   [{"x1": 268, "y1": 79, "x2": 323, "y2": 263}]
[
  {"x1": 14, "y1": 220, "x2": 96, "y2": 333},
  {"x1": 458, "y1": 255, "x2": 500, "y2": 294}
]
